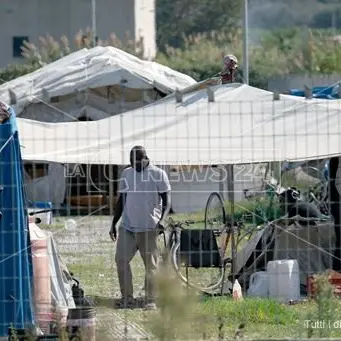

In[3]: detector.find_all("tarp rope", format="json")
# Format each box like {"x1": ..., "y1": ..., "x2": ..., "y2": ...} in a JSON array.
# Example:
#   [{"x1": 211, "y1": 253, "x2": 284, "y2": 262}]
[{"x1": 0, "y1": 133, "x2": 15, "y2": 155}]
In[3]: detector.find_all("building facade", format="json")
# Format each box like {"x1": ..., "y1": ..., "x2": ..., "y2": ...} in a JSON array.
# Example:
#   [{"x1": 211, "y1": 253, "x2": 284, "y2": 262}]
[{"x1": 0, "y1": 0, "x2": 156, "y2": 68}]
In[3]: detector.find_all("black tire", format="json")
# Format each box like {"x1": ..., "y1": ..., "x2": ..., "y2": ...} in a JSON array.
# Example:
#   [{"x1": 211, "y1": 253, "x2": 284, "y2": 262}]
[
  {"x1": 204, "y1": 192, "x2": 227, "y2": 232},
  {"x1": 204, "y1": 191, "x2": 233, "y2": 262}
]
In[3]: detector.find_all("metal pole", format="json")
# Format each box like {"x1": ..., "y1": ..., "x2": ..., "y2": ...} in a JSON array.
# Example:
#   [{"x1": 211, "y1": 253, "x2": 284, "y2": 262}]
[
  {"x1": 108, "y1": 165, "x2": 114, "y2": 215},
  {"x1": 91, "y1": 0, "x2": 97, "y2": 47},
  {"x1": 219, "y1": 166, "x2": 224, "y2": 199},
  {"x1": 226, "y1": 165, "x2": 236, "y2": 281},
  {"x1": 242, "y1": 0, "x2": 249, "y2": 84}
]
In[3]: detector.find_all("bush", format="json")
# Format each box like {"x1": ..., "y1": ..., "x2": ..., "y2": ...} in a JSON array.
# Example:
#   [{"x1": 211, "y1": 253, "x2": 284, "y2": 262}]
[
  {"x1": 2, "y1": 27, "x2": 341, "y2": 89},
  {"x1": 0, "y1": 63, "x2": 40, "y2": 84},
  {"x1": 21, "y1": 30, "x2": 145, "y2": 66},
  {"x1": 0, "y1": 29, "x2": 145, "y2": 84},
  {"x1": 156, "y1": 28, "x2": 341, "y2": 86}
]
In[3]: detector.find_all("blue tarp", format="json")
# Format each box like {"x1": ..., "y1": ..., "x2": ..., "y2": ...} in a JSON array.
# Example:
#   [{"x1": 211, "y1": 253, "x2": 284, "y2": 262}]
[
  {"x1": 0, "y1": 104, "x2": 34, "y2": 336},
  {"x1": 287, "y1": 83, "x2": 341, "y2": 99}
]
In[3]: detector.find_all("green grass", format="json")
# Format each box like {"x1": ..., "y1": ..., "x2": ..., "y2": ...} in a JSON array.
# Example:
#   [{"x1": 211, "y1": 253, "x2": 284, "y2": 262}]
[
  {"x1": 55, "y1": 224, "x2": 341, "y2": 340},
  {"x1": 201, "y1": 297, "x2": 298, "y2": 325},
  {"x1": 172, "y1": 196, "x2": 282, "y2": 227},
  {"x1": 188, "y1": 298, "x2": 308, "y2": 339},
  {"x1": 143, "y1": 269, "x2": 341, "y2": 340},
  {"x1": 39, "y1": 173, "x2": 331, "y2": 339},
  {"x1": 39, "y1": 223, "x2": 64, "y2": 230},
  {"x1": 48, "y1": 178, "x2": 335, "y2": 340}
]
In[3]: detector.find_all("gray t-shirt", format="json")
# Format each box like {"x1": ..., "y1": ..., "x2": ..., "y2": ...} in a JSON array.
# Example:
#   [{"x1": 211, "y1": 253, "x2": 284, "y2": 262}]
[{"x1": 118, "y1": 164, "x2": 171, "y2": 232}]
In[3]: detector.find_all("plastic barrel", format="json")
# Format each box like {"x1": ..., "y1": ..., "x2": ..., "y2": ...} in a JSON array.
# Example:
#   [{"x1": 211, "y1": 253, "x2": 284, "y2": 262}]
[
  {"x1": 31, "y1": 238, "x2": 52, "y2": 333},
  {"x1": 66, "y1": 307, "x2": 96, "y2": 341}
]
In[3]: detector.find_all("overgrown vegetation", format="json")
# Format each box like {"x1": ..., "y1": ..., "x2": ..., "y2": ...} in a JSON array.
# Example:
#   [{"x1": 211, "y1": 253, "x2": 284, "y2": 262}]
[
  {"x1": 156, "y1": 0, "x2": 341, "y2": 44},
  {"x1": 0, "y1": 29, "x2": 144, "y2": 84},
  {"x1": 305, "y1": 272, "x2": 339, "y2": 338},
  {"x1": 145, "y1": 265, "x2": 341, "y2": 340},
  {"x1": 1, "y1": 26, "x2": 341, "y2": 89},
  {"x1": 40, "y1": 210, "x2": 341, "y2": 340},
  {"x1": 157, "y1": 27, "x2": 341, "y2": 88},
  {"x1": 155, "y1": 0, "x2": 242, "y2": 50}
]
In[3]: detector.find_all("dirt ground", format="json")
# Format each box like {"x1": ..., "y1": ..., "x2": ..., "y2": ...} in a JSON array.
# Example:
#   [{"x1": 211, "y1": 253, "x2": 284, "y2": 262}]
[{"x1": 51, "y1": 216, "x2": 154, "y2": 340}]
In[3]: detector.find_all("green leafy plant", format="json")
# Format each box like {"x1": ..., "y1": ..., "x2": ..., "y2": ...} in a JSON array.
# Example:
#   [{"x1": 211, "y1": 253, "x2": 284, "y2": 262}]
[{"x1": 306, "y1": 271, "x2": 338, "y2": 338}]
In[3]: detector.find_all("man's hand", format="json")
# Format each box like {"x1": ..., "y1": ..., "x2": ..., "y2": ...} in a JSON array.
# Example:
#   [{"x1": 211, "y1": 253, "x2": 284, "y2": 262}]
[{"x1": 109, "y1": 226, "x2": 117, "y2": 242}]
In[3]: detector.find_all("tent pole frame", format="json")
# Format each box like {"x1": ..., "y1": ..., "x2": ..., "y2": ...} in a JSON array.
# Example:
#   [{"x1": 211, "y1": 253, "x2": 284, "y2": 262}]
[
  {"x1": 226, "y1": 164, "x2": 237, "y2": 282},
  {"x1": 108, "y1": 165, "x2": 114, "y2": 215}
]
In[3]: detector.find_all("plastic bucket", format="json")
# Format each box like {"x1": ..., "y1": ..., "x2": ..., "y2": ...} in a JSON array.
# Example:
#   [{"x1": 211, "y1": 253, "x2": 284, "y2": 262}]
[
  {"x1": 66, "y1": 307, "x2": 96, "y2": 341},
  {"x1": 28, "y1": 201, "x2": 53, "y2": 225}
]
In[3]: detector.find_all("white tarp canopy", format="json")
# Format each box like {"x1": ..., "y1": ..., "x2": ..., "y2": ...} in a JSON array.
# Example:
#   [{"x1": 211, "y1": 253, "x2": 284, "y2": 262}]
[
  {"x1": 16, "y1": 83, "x2": 341, "y2": 165},
  {"x1": 0, "y1": 46, "x2": 196, "y2": 122},
  {"x1": 24, "y1": 162, "x2": 66, "y2": 208}
]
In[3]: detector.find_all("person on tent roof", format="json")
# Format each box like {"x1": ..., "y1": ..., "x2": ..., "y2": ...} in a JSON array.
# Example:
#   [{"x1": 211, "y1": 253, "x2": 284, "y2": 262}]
[{"x1": 220, "y1": 54, "x2": 238, "y2": 84}]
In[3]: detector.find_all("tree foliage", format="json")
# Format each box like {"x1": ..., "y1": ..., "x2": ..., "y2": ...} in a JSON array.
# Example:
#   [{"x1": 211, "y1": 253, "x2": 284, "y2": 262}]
[
  {"x1": 2, "y1": 27, "x2": 341, "y2": 89},
  {"x1": 1, "y1": 0, "x2": 341, "y2": 89},
  {"x1": 248, "y1": 0, "x2": 341, "y2": 29},
  {"x1": 0, "y1": 63, "x2": 40, "y2": 85},
  {"x1": 157, "y1": 28, "x2": 341, "y2": 88},
  {"x1": 0, "y1": 29, "x2": 144, "y2": 84},
  {"x1": 156, "y1": 0, "x2": 242, "y2": 50},
  {"x1": 21, "y1": 29, "x2": 144, "y2": 66}
]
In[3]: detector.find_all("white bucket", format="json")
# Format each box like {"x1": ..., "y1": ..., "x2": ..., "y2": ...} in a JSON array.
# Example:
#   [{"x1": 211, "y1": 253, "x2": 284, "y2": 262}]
[
  {"x1": 267, "y1": 259, "x2": 300, "y2": 302},
  {"x1": 247, "y1": 271, "x2": 268, "y2": 297},
  {"x1": 27, "y1": 208, "x2": 52, "y2": 225}
]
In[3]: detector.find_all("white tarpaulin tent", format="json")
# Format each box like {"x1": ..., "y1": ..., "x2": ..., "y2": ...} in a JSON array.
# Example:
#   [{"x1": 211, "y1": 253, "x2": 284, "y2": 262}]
[
  {"x1": 24, "y1": 162, "x2": 66, "y2": 209},
  {"x1": 0, "y1": 46, "x2": 196, "y2": 208},
  {"x1": 0, "y1": 46, "x2": 197, "y2": 122},
  {"x1": 16, "y1": 82, "x2": 341, "y2": 165}
]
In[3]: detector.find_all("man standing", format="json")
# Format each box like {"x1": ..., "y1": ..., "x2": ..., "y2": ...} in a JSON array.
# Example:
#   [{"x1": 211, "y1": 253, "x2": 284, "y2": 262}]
[{"x1": 109, "y1": 146, "x2": 171, "y2": 309}]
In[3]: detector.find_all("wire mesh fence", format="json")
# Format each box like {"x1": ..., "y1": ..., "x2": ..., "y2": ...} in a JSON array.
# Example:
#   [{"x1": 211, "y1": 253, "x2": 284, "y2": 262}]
[{"x1": 2, "y1": 83, "x2": 341, "y2": 340}]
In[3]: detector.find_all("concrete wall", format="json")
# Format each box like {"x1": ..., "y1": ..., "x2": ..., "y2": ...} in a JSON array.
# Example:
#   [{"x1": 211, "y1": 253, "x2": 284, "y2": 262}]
[
  {"x1": 0, "y1": 0, "x2": 156, "y2": 68},
  {"x1": 268, "y1": 74, "x2": 341, "y2": 92},
  {"x1": 134, "y1": 0, "x2": 156, "y2": 60}
]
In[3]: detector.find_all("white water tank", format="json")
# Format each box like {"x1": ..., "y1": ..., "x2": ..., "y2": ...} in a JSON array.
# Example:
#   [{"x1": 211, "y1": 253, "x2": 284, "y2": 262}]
[
  {"x1": 267, "y1": 259, "x2": 300, "y2": 302},
  {"x1": 247, "y1": 271, "x2": 268, "y2": 297}
]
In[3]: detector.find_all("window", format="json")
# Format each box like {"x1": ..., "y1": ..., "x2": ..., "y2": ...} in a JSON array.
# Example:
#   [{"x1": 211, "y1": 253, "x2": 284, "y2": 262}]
[{"x1": 12, "y1": 36, "x2": 29, "y2": 57}]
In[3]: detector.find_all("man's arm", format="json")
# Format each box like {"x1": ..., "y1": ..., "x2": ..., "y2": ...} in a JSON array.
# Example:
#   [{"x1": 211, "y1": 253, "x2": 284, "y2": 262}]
[
  {"x1": 112, "y1": 193, "x2": 125, "y2": 225},
  {"x1": 159, "y1": 191, "x2": 171, "y2": 227},
  {"x1": 109, "y1": 193, "x2": 126, "y2": 241},
  {"x1": 156, "y1": 168, "x2": 172, "y2": 227},
  {"x1": 110, "y1": 167, "x2": 128, "y2": 240}
]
